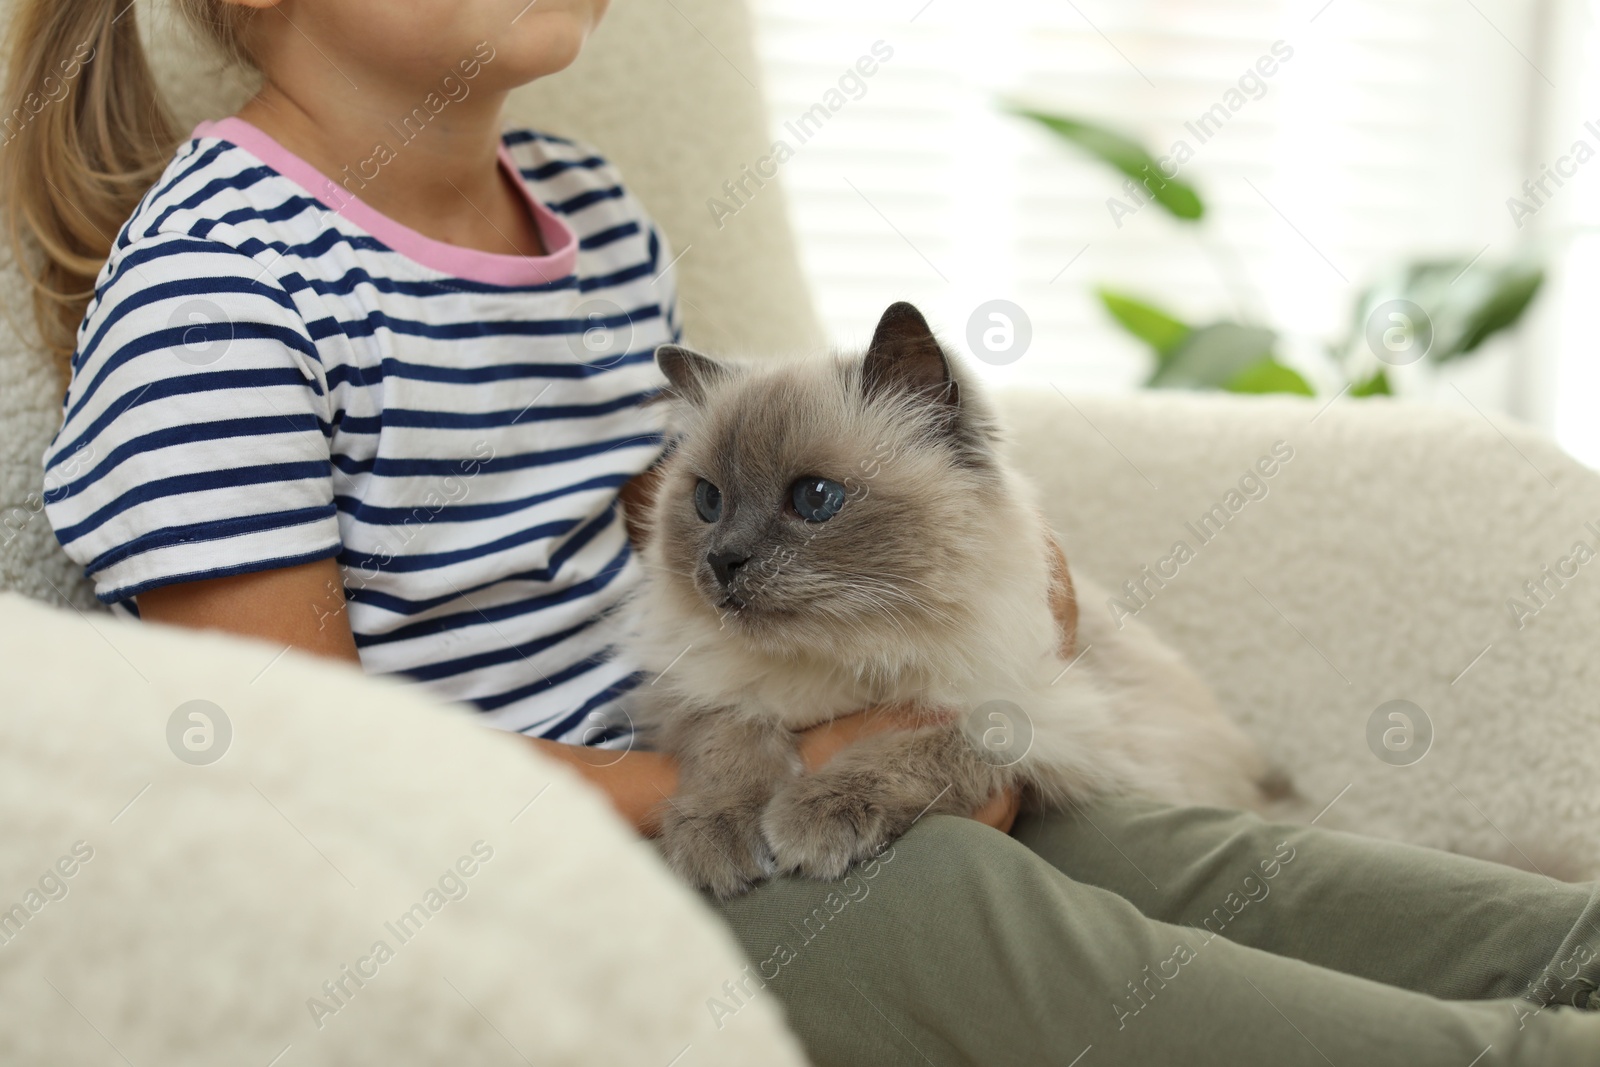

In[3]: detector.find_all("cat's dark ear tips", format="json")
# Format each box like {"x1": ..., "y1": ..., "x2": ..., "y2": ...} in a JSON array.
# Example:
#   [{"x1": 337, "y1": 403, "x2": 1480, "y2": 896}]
[
  {"x1": 863, "y1": 302, "x2": 958, "y2": 410},
  {"x1": 656, "y1": 344, "x2": 729, "y2": 404}
]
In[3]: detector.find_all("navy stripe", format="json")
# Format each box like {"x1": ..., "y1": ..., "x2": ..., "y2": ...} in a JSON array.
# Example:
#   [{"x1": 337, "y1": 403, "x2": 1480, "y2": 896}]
[
  {"x1": 285, "y1": 264, "x2": 578, "y2": 300},
  {"x1": 212, "y1": 193, "x2": 327, "y2": 230},
  {"x1": 302, "y1": 301, "x2": 662, "y2": 343},
  {"x1": 329, "y1": 431, "x2": 660, "y2": 479},
  {"x1": 323, "y1": 347, "x2": 657, "y2": 389},
  {"x1": 579, "y1": 260, "x2": 654, "y2": 292},
  {"x1": 470, "y1": 649, "x2": 614, "y2": 713},
  {"x1": 108, "y1": 236, "x2": 282, "y2": 289},
  {"x1": 502, "y1": 129, "x2": 576, "y2": 147},
  {"x1": 53, "y1": 460, "x2": 332, "y2": 546},
  {"x1": 47, "y1": 367, "x2": 320, "y2": 474},
  {"x1": 531, "y1": 671, "x2": 646, "y2": 740},
  {"x1": 82, "y1": 235, "x2": 296, "y2": 373},
  {"x1": 578, "y1": 222, "x2": 638, "y2": 250},
  {"x1": 240, "y1": 232, "x2": 581, "y2": 296},
  {"x1": 65, "y1": 320, "x2": 322, "y2": 428},
  {"x1": 467, "y1": 652, "x2": 608, "y2": 710},
  {"x1": 336, "y1": 389, "x2": 654, "y2": 433},
  {"x1": 223, "y1": 230, "x2": 583, "y2": 296},
  {"x1": 347, "y1": 509, "x2": 625, "y2": 626},
  {"x1": 149, "y1": 165, "x2": 280, "y2": 235},
  {"x1": 335, "y1": 471, "x2": 629, "y2": 526},
  {"x1": 401, "y1": 615, "x2": 599, "y2": 683},
  {"x1": 54, "y1": 414, "x2": 324, "y2": 502},
  {"x1": 549, "y1": 186, "x2": 625, "y2": 214},
  {"x1": 78, "y1": 270, "x2": 301, "y2": 379},
  {"x1": 341, "y1": 515, "x2": 578, "y2": 574},
  {"x1": 521, "y1": 155, "x2": 606, "y2": 181},
  {"x1": 84, "y1": 504, "x2": 336, "y2": 575},
  {"x1": 214, "y1": 225, "x2": 390, "y2": 262},
  {"x1": 96, "y1": 543, "x2": 342, "y2": 606},
  {"x1": 117, "y1": 141, "x2": 233, "y2": 249}
]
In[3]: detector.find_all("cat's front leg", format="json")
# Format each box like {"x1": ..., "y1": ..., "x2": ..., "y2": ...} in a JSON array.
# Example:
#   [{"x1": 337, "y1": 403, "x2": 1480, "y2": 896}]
[
  {"x1": 658, "y1": 707, "x2": 798, "y2": 899},
  {"x1": 762, "y1": 720, "x2": 1008, "y2": 881}
]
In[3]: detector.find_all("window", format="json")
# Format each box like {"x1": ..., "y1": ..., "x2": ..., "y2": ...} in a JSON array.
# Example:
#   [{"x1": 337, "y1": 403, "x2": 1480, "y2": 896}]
[{"x1": 753, "y1": 0, "x2": 1570, "y2": 448}]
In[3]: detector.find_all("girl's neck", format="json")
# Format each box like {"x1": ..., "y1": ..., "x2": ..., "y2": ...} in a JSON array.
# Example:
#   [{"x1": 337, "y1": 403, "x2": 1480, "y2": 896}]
[{"x1": 235, "y1": 78, "x2": 545, "y2": 258}]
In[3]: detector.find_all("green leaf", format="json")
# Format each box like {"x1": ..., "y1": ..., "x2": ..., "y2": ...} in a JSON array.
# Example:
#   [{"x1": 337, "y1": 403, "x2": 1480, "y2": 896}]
[
  {"x1": 1227, "y1": 358, "x2": 1315, "y2": 396},
  {"x1": 1008, "y1": 107, "x2": 1205, "y2": 222},
  {"x1": 1350, "y1": 368, "x2": 1392, "y2": 397},
  {"x1": 1148, "y1": 322, "x2": 1277, "y2": 390},
  {"x1": 1097, "y1": 289, "x2": 1191, "y2": 359},
  {"x1": 1442, "y1": 266, "x2": 1544, "y2": 361},
  {"x1": 1344, "y1": 259, "x2": 1545, "y2": 368}
]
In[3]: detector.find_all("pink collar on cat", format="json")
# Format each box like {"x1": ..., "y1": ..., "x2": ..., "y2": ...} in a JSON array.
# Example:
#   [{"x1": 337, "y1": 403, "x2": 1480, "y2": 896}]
[{"x1": 191, "y1": 115, "x2": 579, "y2": 287}]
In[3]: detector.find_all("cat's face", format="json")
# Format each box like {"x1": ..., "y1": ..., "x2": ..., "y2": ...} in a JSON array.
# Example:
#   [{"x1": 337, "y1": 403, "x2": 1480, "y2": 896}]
[{"x1": 647, "y1": 303, "x2": 1005, "y2": 655}]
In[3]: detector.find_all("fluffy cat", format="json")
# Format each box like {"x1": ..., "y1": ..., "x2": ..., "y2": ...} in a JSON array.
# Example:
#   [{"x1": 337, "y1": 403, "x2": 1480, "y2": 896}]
[{"x1": 622, "y1": 302, "x2": 1282, "y2": 898}]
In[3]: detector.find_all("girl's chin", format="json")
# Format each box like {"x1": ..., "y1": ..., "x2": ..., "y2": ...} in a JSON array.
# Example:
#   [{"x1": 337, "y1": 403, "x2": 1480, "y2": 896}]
[{"x1": 493, "y1": 11, "x2": 600, "y2": 80}]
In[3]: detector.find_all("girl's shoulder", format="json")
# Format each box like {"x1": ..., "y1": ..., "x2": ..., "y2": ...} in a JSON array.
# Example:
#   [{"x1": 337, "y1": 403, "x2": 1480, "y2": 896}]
[
  {"x1": 498, "y1": 127, "x2": 616, "y2": 179},
  {"x1": 497, "y1": 127, "x2": 643, "y2": 219},
  {"x1": 101, "y1": 129, "x2": 346, "y2": 296}
]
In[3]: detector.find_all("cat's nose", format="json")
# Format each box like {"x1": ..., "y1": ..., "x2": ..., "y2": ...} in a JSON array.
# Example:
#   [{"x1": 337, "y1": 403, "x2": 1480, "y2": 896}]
[{"x1": 706, "y1": 549, "x2": 750, "y2": 589}]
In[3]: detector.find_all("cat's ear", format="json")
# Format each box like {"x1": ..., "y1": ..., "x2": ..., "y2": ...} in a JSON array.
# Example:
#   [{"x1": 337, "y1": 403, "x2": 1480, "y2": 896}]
[
  {"x1": 656, "y1": 344, "x2": 730, "y2": 405},
  {"x1": 862, "y1": 302, "x2": 959, "y2": 412}
]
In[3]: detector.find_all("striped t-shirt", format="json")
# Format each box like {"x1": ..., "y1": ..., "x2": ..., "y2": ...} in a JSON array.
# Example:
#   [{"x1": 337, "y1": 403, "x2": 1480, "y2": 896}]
[{"x1": 42, "y1": 116, "x2": 678, "y2": 743}]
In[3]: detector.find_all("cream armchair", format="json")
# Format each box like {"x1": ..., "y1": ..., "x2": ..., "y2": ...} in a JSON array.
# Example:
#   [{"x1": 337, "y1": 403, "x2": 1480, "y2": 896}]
[{"x1": 4, "y1": 0, "x2": 1599, "y2": 1063}]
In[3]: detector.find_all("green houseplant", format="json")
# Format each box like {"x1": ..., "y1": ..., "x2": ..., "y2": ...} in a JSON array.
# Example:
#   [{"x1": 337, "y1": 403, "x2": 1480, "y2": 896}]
[{"x1": 1010, "y1": 107, "x2": 1545, "y2": 397}]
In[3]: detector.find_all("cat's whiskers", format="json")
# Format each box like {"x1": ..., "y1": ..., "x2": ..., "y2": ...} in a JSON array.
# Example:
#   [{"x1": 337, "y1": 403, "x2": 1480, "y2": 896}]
[
  {"x1": 831, "y1": 571, "x2": 962, "y2": 631},
  {"x1": 818, "y1": 582, "x2": 925, "y2": 655},
  {"x1": 811, "y1": 595, "x2": 965, "y2": 694}
]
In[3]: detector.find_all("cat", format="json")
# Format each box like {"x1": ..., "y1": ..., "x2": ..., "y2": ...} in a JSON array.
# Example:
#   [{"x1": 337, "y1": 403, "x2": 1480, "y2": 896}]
[{"x1": 621, "y1": 301, "x2": 1283, "y2": 899}]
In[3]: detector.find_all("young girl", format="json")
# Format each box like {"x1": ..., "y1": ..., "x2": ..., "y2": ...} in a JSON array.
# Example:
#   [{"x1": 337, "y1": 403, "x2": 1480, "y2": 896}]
[{"x1": 8, "y1": 2, "x2": 1600, "y2": 1064}]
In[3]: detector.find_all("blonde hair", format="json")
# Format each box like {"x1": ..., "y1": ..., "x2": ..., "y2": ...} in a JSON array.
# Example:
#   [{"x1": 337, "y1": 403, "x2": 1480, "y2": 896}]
[{"x1": 0, "y1": 0, "x2": 254, "y2": 383}]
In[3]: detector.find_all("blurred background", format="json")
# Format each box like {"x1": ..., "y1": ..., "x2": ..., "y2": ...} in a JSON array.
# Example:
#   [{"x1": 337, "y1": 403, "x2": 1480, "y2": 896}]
[{"x1": 745, "y1": 0, "x2": 1600, "y2": 465}]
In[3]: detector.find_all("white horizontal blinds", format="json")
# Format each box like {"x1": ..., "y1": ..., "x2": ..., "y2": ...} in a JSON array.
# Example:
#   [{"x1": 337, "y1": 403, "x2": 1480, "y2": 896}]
[
  {"x1": 1528, "y1": 0, "x2": 1600, "y2": 465},
  {"x1": 748, "y1": 9, "x2": 971, "y2": 354},
  {"x1": 751, "y1": 0, "x2": 1540, "y2": 404}
]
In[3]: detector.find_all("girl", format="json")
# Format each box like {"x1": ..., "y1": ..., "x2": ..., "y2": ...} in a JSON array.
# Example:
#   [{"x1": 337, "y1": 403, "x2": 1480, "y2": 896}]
[{"x1": 7, "y1": 2, "x2": 1600, "y2": 1064}]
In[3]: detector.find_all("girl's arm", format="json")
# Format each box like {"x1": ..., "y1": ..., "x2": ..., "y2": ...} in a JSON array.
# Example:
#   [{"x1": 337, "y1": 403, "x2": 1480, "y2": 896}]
[
  {"x1": 139, "y1": 556, "x2": 361, "y2": 663},
  {"x1": 136, "y1": 553, "x2": 687, "y2": 831}
]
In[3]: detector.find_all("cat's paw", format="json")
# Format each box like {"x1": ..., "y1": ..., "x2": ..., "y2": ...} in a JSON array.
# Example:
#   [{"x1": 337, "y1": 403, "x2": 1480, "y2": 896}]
[
  {"x1": 659, "y1": 799, "x2": 776, "y2": 899},
  {"x1": 761, "y1": 773, "x2": 898, "y2": 881}
]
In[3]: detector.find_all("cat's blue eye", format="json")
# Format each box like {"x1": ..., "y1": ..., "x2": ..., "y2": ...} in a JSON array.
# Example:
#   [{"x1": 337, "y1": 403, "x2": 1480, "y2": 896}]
[
  {"x1": 791, "y1": 477, "x2": 846, "y2": 522},
  {"x1": 694, "y1": 478, "x2": 723, "y2": 522}
]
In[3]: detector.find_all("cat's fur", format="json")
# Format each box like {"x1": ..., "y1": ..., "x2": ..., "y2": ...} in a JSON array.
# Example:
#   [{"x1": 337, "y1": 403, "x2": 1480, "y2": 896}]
[{"x1": 621, "y1": 302, "x2": 1281, "y2": 898}]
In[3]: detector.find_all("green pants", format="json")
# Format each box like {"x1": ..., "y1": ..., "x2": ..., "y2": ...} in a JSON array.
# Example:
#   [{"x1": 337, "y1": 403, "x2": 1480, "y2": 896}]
[{"x1": 706, "y1": 798, "x2": 1600, "y2": 1066}]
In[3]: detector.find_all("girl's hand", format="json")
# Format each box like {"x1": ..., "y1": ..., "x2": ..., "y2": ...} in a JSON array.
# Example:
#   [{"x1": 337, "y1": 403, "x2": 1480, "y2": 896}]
[
  {"x1": 970, "y1": 784, "x2": 1023, "y2": 834},
  {"x1": 796, "y1": 708, "x2": 1022, "y2": 834}
]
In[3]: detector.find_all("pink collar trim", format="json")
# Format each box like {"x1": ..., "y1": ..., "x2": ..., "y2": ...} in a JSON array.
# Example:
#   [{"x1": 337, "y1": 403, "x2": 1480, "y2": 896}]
[{"x1": 192, "y1": 116, "x2": 578, "y2": 287}]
